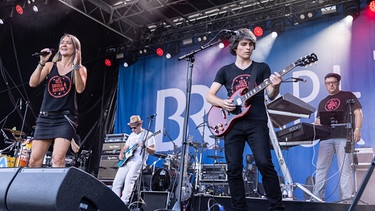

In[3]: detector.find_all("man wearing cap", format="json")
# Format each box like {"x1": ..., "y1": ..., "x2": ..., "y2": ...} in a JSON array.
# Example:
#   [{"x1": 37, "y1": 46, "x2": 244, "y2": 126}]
[
  {"x1": 112, "y1": 115, "x2": 156, "y2": 206},
  {"x1": 313, "y1": 73, "x2": 363, "y2": 202}
]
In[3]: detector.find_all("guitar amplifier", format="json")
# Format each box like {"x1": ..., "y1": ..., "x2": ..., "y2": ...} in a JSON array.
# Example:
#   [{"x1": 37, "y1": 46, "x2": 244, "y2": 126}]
[
  {"x1": 200, "y1": 164, "x2": 228, "y2": 182},
  {"x1": 101, "y1": 142, "x2": 126, "y2": 155},
  {"x1": 97, "y1": 154, "x2": 119, "y2": 180},
  {"x1": 104, "y1": 133, "x2": 129, "y2": 142}
]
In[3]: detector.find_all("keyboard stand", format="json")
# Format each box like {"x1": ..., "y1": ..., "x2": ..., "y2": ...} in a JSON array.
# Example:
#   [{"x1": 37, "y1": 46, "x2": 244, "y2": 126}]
[{"x1": 266, "y1": 110, "x2": 322, "y2": 201}]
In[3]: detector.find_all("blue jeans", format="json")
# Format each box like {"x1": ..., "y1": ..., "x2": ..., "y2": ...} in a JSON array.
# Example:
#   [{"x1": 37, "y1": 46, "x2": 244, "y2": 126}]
[
  {"x1": 313, "y1": 138, "x2": 354, "y2": 201},
  {"x1": 224, "y1": 119, "x2": 283, "y2": 211}
]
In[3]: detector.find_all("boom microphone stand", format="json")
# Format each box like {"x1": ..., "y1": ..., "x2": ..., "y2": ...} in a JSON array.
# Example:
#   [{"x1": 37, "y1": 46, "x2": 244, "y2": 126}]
[{"x1": 172, "y1": 32, "x2": 228, "y2": 211}]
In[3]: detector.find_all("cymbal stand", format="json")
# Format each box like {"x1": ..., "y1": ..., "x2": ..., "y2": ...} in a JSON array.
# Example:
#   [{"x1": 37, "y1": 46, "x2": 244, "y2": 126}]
[{"x1": 14, "y1": 101, "x2": 29, "y2": 167}]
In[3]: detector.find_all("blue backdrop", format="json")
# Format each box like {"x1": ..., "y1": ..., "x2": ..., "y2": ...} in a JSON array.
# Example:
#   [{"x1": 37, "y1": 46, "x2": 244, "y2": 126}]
[{"x1": 114, "y1": 13, "x2": 375, "y2": 201}]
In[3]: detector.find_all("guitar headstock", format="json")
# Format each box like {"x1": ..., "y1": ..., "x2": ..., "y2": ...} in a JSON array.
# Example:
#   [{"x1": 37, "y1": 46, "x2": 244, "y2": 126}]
[{"x1": 295, "y1": 53, "x2": 318, "y2": 67}]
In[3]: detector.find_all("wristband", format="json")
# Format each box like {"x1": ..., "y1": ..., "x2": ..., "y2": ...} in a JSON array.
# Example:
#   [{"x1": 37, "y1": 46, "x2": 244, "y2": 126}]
[
  {"x1": 355, "y1": 128, "x2": 361, "y2": 131},
  {"x1": 72, "y1": 64, "x2": 81, "y2": 71}
]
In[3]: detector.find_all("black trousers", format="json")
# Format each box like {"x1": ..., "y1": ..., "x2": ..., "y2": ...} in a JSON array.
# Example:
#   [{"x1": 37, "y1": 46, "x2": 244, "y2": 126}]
[{"x1": 224, "y1": 119, "x2": 283, "y2": 211}]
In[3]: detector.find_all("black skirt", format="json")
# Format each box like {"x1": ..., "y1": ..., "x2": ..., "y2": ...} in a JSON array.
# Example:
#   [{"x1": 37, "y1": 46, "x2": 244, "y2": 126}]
[{"x1": 33, "y1": 114, "x2": 77, "y2": 141}]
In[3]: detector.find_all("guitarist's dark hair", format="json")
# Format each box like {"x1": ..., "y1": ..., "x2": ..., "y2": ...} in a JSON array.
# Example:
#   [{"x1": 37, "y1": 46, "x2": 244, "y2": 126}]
[{"x1": 229, "y1": 28, "x2": 257, "y2": 55}]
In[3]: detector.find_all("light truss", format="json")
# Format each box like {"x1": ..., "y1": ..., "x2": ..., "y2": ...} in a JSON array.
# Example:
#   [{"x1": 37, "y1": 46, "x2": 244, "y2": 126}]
[{"x1": 58, "y1": 0, "x2": 360, "y2": 51}]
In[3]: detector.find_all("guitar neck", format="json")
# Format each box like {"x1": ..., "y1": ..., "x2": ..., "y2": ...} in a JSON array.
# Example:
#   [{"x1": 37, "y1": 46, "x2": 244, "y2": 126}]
[{"x1": 243, "y1": 62, "x2": 296, "y2": 102}]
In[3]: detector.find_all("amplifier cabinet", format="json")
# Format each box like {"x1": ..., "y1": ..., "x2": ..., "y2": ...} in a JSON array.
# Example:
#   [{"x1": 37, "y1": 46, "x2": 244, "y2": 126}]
[
  {"x1": 200, "y1": 164, "x2": 228, "y2": 182},
  {"x1": 105, "y1": 133, "x2": 129, "y2": 142},
  {"x1": 101, "y1": 142, "x2": 126, "y2": 155},
  {"x1": 97, "y1": 155, "x2": 119, "y2": 180}
]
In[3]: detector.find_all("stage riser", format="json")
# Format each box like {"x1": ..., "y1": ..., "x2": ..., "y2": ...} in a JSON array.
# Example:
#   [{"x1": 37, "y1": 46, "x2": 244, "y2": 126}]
[{"x1": 355, "y1": 165, "x2": 375, "y2": 205}]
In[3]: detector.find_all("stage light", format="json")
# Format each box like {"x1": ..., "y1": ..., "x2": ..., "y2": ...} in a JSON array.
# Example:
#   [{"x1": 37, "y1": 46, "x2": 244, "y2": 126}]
[
  {"x1": 369, "y1": 1, "x2": 375, "y2": 13},
  {"x1": 123, "y1": 52, "x2": 137, "y2": 67},
  {"x1": 104, "y1": 58, "x2": 112, "y2": 67},
  {"x1": 15, "y1": 4, "x2": 23, "y2": 15},
  {"x1": 156, "y1": 47, "x2": 164, "y2": 57},
  {"x1": 253, "y1": 26, "x2": 264, "y2": 37},
  {"x1": 0, "y1": 19, "x2": 4, "y2": 25},
  {"x1": 32, "y1": 5, "x2": 38, "y2": 12},
  {"x1": 218, "y1": 42, "x2": 225, "y2": 48},
  {"x1": 165, "y1": 43, "x2": 179, "y2": 59}
]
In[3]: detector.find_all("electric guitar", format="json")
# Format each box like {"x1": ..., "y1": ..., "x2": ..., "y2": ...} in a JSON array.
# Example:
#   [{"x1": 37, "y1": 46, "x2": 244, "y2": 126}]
[
  {"x1": 207, "y1": 53, "x2": 318, "y2": 137},
  {"x1": 117, "y1": 130, "x2": 161, "y2": 167}
]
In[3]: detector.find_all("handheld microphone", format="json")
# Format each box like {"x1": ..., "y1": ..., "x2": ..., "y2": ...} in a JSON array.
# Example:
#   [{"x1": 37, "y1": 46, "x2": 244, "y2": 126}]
[
  {"x1": 148, "y1": 113, "x2": 157, "y2": 119},
  {"x1": 222, "y1": 29, "x2": 239, "y2": 36},
  {"x1": 32, "y1": 48, "x2": 55, "y2": 57},
  {"x1": 292, "y1": 77, "x2": 306, "y2": 82}
]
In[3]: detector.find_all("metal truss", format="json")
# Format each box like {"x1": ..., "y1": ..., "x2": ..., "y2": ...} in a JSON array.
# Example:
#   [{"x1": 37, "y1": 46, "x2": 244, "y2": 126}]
[{"x1": 58, "y1": 0, "x2": 361, "y2": 51}]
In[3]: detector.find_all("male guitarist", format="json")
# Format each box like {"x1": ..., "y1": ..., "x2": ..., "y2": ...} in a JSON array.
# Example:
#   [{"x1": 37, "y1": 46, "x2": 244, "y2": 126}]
[
  {"x1": 206, "y1": 28, "x2": 284, "y2": 211},
  {"x1": 112, "y1": 115, "x2": 156, "y2": 206}
]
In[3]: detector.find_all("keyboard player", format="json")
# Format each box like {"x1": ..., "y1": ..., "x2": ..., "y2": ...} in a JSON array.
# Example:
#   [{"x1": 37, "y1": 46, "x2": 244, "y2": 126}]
[{"x1": 312, "y1": 73, "x2": 363, "y2": 202}]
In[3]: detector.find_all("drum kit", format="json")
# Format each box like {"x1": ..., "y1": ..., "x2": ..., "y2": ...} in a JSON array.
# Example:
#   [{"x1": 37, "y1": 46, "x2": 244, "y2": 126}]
[
  {"x1": 147, "y1": 135, "x2": 224, "y2": 196},
  {"x1": 0, "y1": 128, "x2": 32, "y2": 168}
]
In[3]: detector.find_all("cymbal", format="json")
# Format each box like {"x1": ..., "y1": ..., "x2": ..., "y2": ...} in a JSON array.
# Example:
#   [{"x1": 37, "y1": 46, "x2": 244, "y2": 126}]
[
  {"x1": 189, "y1": 141, "x2": 207, "y2": 149},
  {"x1": 153, "y1": 153, "x2": 167, "y2": 159},
  {"x1": 3, "y1": 128, "x2": 26, "y2": 136},
  {"x1": 207, "y1": 155, "x2": 224, "y2": 159}
]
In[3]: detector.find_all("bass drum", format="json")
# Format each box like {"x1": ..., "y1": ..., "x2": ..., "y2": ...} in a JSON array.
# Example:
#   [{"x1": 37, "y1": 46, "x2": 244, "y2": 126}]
[{"x1": 151, "y1": 168, "x2": 175, "y2": 191}]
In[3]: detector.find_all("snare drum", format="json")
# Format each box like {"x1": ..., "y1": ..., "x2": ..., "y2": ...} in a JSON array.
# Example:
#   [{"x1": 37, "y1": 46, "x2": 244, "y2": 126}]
[
  {"x1": 16, "y1": 138, "x2": 33, "y2": 167},
  {"x1": 0, "y1": 155, "x2": 15, "y2": 168}
]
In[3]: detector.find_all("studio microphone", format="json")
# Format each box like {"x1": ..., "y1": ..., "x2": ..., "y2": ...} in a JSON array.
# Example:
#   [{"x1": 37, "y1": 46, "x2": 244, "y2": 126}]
[
  {"x1": 222, "y1": 29, "x2": 240, "y2": 36},
  {"x1": 32, "y1": 48, "x2": 55, "y2": 57},
  {"x1": 148, "y1": 113, "x2": 157, "y2": 119},
  {"x1": 292, "y1": 77, "x2": 306, "y2": 82}
]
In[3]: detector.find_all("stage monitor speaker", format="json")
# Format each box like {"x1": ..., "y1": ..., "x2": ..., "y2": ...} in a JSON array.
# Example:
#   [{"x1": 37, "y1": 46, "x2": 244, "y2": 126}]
[
  {"x1": 355, "y1": 165, "x2": 375, "y2": 205},
  {"x1": 4, "y1": 167, "x2": 128, "y2": 211},
  {"x1": 0, "y1": 168, "x2": 21, "y2": 211},
  {"x1": 141, "y1": 191, "x2": 169, "y2": 211}
]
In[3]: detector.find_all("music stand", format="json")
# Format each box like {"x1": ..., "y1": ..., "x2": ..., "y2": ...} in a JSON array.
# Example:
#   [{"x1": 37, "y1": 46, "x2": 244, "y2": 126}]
[{"x1": 319, "y1": 110, "x2": 346, "y2": 128}]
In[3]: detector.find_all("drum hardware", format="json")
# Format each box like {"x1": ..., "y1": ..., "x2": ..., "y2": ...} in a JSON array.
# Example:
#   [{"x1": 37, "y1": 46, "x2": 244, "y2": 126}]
[{"x1": 207, "y1": 155, "x2": 224, "y2": 159}]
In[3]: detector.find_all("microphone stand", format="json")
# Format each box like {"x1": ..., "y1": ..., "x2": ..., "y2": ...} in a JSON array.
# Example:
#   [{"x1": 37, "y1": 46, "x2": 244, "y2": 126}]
[
  {"x1": 172, "y1": 34, "x2": 227, "y2": 211},
  {"x1": 132, "y1": 115, "x2": 155, "y2": 210}
]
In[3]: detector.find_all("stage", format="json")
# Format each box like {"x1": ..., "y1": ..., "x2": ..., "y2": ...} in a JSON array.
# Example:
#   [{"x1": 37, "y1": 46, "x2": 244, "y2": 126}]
[{"x1": 190, "y1": 194, "x2": 375, "y2": 211}]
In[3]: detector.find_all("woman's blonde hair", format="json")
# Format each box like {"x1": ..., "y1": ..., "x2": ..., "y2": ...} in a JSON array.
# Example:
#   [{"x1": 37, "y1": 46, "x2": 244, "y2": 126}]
[{"x1": 52, "y1": 33, "x2": 81, "y2": 64}]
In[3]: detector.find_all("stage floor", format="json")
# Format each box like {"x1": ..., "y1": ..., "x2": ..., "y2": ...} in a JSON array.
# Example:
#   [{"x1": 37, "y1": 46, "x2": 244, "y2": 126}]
[
  {"x1": 138, "y1": 191, "x2": 375, "y2": 211},
  {"x1": 191, "y1": 194, "x2": 375, "y2": 211}
]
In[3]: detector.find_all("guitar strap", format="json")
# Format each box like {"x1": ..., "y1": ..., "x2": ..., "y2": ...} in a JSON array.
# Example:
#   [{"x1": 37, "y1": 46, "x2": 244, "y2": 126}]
[{"x1": 249, "y1": 61, "x2": 258, "y2": 89}]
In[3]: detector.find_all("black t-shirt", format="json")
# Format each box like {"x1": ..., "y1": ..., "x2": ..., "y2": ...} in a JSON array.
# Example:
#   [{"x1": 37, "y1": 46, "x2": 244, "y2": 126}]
[
  {"x1": 317, "y1": 91, "x2": 362, "y2": 139},
  {"x1": 214, "y1": 61, "x2": 271, "y2": 120}
]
